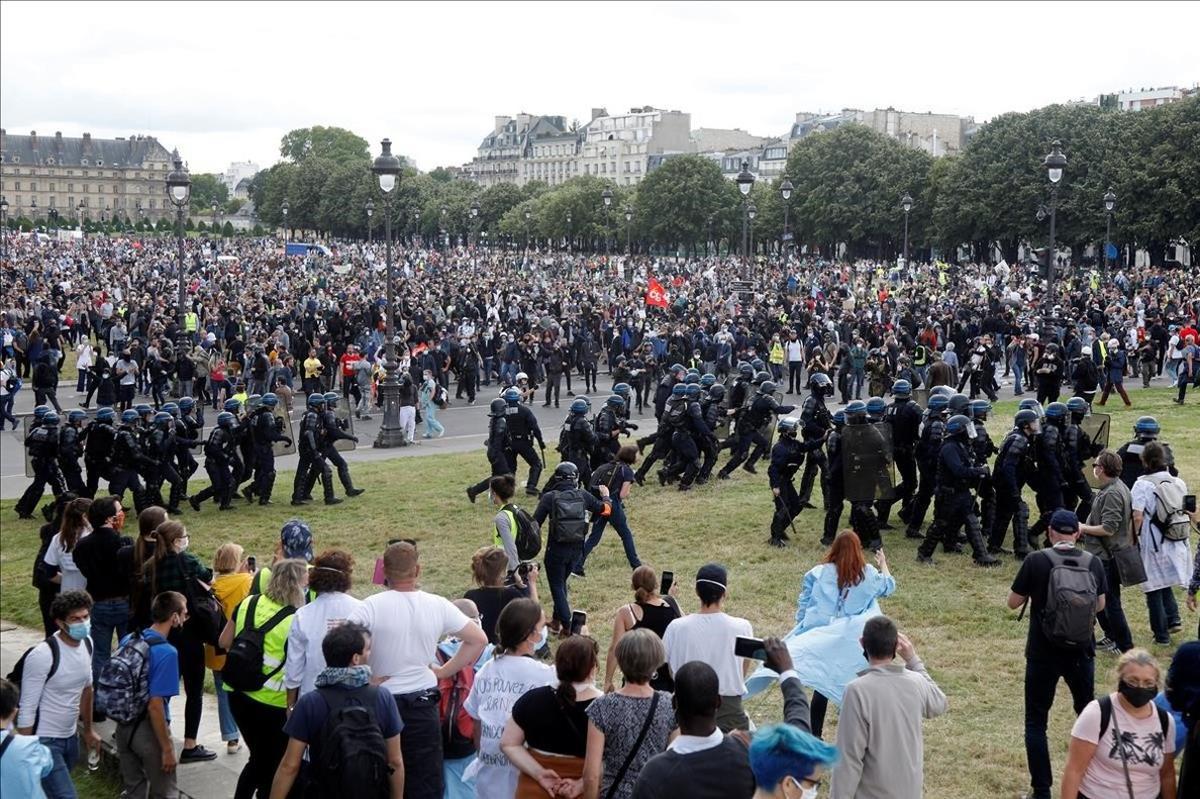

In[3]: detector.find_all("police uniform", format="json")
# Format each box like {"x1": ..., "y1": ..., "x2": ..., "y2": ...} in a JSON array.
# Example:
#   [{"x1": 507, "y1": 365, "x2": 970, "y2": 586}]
[
  {"x1": 504, "y1": 393, "x2": 546, "y2": 495},
  {"x1": 916, "y1": 419, "x2": 998, "y2": 566},
  {"x1": 989, "y1": 425, "x2": 1035, "y2": 557},
  {"x1": 16, "y1": 419, "x2": 67, "y2": 518},
  {"x1": 468, "y1": 399, "x2": 516, "y2": 502}
]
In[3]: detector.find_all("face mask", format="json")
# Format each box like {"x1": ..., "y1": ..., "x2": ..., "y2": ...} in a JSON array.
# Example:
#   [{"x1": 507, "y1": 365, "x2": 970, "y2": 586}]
[
  {"x1": 176, "y1": 539, "x2": 189, "y2": 553},
  {"x1": 66, "y1": 620, "x2": 91, "y2": 641},
  {"x1": 800, "y1": 786, "x2": 818, "y2": 799},
  {"x1": 1118, "y1": 680, "x2": 1157, "y2": 708},
  {"x1": 534, "y1": 625, "x2": 549, "y2": 651}
]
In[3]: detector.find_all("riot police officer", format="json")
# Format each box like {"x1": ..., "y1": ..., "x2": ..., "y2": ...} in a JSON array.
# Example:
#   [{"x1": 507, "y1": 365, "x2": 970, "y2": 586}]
[
  {"x1": 668, "y1": 383, "x2": 711, "y2": 491},
  {"x1": 988, "y1": 408, "x2": 1038, "y2": 559},
  {"x1": 1117, "y1": 416, "x2": 1177, "y2": 488},
  {"x1": 290, "y1": 393, "x2": 334, "y2": 506},
  {"x1": 916, "y1": 414, "x2": 999, "y2": 567},
  {"x1": 558, "y1": 397, "x2": 597, "y2": 487},
  {"x1": 1028, "y1": 401, "x2": 1069, "y2": 544},
  {"x1": 1062, "y1": 397, "x2": 1096, "y2": 520},
  {"x1": 500, "y1": 387, "x2": 546, "y2": 496},
  {"x1": 320, "y1": 392, "x2": 363, "y2": 499},
  {"x1": 636, "y1": 384, "x2": 686, "y2": 486},
  {"x1": 840, "y1": 401, "x2": 885, "y2": 551},
  {"x1": 16, "y1": 411, "x2": 67, "y2": 519},
  {"x1": 903, "y1": 393, "x2": 949, "y2": 539},
  {"x1": 877, "y1": 379, "x2": 921, "y2": 529},
  {"x1": 109, "y1": 408, "x2": 154, "y2": 512},
  {"x1": 58, "y1": 409, "x2": 88, "y2": 495},
  {"x1": 467, "y1": 398, "x2": 515, "y2": 504},
  {"x1": 718, "y1": 380, "x2": 794, "y2": 478},
  {"x1": 822, "y1": 407, "x2": 850, "y2": 547},
  {"x1": 697, "y1": 383, "x2": 726, "y2": 483},
  {"x1": 796, "y1": 372, "x2": 834, "y2": 508},
  {"x1": 191, "y1": 412, "x2": 239, "y2": 511},
  {"x1": 969, "y1": 400, "x2": 998, "y2": 537},
  {"x1": 251, "y1": 393, "x2": 291, "y2": 506},
  {"x1": 654, "y1": 363, "x2": 687, "y2": 422},
  {"x1": 591, "y1": 394, "x2": 625, "y2": 467},
  {"x1": 768, "y1": 417, "x2": 826, "y2": 547},
  {"x1": 142, "y1": 411, "x2": 185, "y2": 513},
  {"x1": 83, "y1": 406, "x2": 117, "y2": 498}
]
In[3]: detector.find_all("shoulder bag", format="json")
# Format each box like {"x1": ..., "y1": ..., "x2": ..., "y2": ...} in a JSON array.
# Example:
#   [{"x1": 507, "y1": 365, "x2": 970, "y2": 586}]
[
  {"x1": 604, "y1": 691, "x2": 660, "y2": 799},
  {"x1": 1099, "y1": 536, "x2": 1146, "y2": 588}
]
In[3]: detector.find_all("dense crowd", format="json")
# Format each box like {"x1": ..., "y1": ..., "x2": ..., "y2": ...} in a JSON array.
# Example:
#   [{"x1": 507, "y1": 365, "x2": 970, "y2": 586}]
[{"x1": 2, "y1": 230, "x2": 1200, "y2": 799}]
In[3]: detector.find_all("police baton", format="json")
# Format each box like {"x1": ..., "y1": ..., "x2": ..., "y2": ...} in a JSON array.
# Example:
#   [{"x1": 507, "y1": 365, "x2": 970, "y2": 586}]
[{"x1": 771, "y1": 488, "x2": 801, "y2": 540}]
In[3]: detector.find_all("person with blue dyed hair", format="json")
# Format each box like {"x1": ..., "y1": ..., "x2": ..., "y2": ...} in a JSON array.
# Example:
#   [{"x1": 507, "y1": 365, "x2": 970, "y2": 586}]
[{"x1": 749, "y1": 717, "x2": 838, "y2": 799}]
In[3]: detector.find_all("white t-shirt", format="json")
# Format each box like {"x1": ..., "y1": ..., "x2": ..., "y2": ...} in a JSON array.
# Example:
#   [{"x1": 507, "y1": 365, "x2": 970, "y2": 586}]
[
  {"x1": 284, "y1": 591, "x2": 365, "y2": 696},
  {"x1": 663, "y1": 611, "x2": 753, "y2": 696},
  {"x1": 43, "y1": 532, "x2": 90, "y2": 592},
  {"x1": 16, "y1": 634, "x2": 94, "y2": 738},
  {"x1": 348, "y1": 589, "x2": 470, "y2": 694},
  {"x1": 464, "y1": 654, "x2": 556, "y2": 799}
]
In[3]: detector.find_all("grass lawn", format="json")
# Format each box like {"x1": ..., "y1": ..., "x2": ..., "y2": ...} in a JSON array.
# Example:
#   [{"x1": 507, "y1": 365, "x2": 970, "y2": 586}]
[{"x1": 2, "y1": 388, "x2": 1195, "y2": 799}]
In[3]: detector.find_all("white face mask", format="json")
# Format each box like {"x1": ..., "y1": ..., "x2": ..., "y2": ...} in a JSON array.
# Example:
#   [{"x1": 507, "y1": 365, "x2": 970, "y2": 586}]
[{"x1": 800, "y1": 787, "x2": 818, "y2": 799}]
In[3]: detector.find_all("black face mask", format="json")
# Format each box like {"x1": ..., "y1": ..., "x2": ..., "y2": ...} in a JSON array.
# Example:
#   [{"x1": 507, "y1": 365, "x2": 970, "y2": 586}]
[{"x1": 1118, "y1": 680, "x2": 1157, "y2": 709}]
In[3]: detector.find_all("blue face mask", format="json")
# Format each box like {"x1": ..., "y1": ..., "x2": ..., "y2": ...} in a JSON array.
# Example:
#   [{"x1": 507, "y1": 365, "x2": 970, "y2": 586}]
[{"x1": 66, "y1": 620, "x2": 91, "y2": 641}]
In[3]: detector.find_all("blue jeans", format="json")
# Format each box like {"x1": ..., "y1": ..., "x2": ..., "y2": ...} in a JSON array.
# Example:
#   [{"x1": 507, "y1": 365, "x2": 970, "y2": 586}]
[
  {"x1": 212, "y1": 672, "x2": 240, "y2": 741},
  {"x1": 582, "y1": 499, "x2": 641, "y2": 569},
  {"x1": 1012, "y1": 362, "x2": 1025, "y2": 394},
  {"x1": 1145, "y1": 586, "x2": 1181, "y2": 643},
  {"x1": 1024, "y1": 651, "x2": 1094, "y2": 797},
  {"x1": 39, "y1": 734, "x2": 80, "y2": 799},
  {"x1": 90, "y1": 598, "x2": 130, "y2": 682},
  {"x1": 544, "y1": 542, "x2": 583, "y2": 628},
  {"x1": 0, "y1": 393, "x2": 16, "y2": 429},
  {"x1": 851, "y1": 367, "x2": 865, "y2": 397},
  {"x1": 75, "y1": 369, "x2": 92, "y2": 393}
]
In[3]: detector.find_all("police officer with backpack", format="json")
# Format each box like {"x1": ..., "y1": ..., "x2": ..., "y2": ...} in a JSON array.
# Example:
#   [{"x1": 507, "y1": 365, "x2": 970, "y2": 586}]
[
  {"x1": 532, "y1": 463, "x2": 611, "y2": 636},
  {"x1": 558, "y1": 397, "x2": 597, "y2": 487},
  {"x1": 916, "y1": 414, "x2": 999, "y2": 567},
  {"x1": 16, "y1": 411, "x2": 67, "y2": 520},
  {"x1": 1007, "y1": 509, "x2": 1107, "y2": 799},
  {"x1": 502, "y1": 387, "x2": 546, "y2": 497},
  {"x1": 467, "y1": 398, "x2": 516, "y2": 504}
]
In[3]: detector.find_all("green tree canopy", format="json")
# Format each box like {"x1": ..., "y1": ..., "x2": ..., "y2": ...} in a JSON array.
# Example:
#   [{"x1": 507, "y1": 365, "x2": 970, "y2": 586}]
[
  {"x1": 188, "y1": 173, "x2": 229, "y2": 213},
  {"x1": 280, "y1": 126, "x2": 371, "y2": 165}
]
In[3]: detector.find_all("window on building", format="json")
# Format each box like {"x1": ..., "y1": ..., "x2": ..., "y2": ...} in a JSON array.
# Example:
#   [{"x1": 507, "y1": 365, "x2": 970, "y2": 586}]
[
  {"x1": 68, "y1": 196, "x2": 73, "y2": 208},
  {"x1": 67, "y1": 183, "x2": 73, "y2": 192},
  {"x1": 149, "y1": 199, "x2": 156, "y2": 209},
  {"x1": 30, "y1": 182, "x2": 37, "y2": 192},
  {"x1": 600, "y1": 163, "x2": 606, "y2": 174},
  {"x1": 611, "y1": 162, "x2": 616, "y2": 173},
  {"x1": 49, "y1": 197, "x2": 56, "y2": 208},
  {"x1": 13, "y1": 181, "x2": 20, "y2": 191},
  {"x1": 49, "y1": 183, "x2": 55, "y2": 192}
]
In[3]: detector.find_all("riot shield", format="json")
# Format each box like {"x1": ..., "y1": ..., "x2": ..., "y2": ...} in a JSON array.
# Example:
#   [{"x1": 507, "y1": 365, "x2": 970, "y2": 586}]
[
  {"x1": 760, "y1": 391, "x2": 785, "y2": 448},
  {"x1": 22, "y1": 418, "x2": 34, "y2": 478},
  {"x1": 272, "y1": 405, "x2": 297, "y2": 457},
  {"x1": 1080, "y1": 413, "x2": 1111, "y2": 488},
  {"x1": 333, "y1": 404, "x2": 357, "y2": 451},
  {"x1": 913, "y1": 387, "x2": 930, "y2": 408},
  {"x1": 842, "y1": 422, "x2": 896, "y2": 503}
]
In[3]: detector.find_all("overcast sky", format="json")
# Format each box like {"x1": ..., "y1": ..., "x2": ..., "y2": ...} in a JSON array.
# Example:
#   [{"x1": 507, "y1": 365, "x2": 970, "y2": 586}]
[{"x1": 2, "y1": 1, "x2": 1196, "y2": 176}]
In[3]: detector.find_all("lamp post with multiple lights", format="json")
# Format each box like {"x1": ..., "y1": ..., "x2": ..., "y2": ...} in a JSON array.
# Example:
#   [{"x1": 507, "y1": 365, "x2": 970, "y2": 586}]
[
  {"x1": 165, "y1": 150, "x2": 192, "y2": 327},
  {"x1": 370, "y1": 138, "x2": 405, "y2": 448}
]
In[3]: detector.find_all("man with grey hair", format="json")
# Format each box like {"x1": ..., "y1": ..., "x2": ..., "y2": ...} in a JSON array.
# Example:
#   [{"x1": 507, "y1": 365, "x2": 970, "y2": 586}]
[{"x1": 1077, "y1": 449, "x2": 1135, "y2": 654}]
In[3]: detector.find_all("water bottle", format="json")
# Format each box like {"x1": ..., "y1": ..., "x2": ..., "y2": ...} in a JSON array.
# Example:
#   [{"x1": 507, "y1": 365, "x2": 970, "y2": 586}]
[{"x1": 87, "y1": 746, "x2": 101, "y2": 772}]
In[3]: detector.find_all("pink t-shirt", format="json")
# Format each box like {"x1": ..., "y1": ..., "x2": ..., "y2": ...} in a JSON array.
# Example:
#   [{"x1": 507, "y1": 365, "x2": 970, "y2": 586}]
[{"x1": 1071, "y1": 693, "x2": 1175, "y2": 799}]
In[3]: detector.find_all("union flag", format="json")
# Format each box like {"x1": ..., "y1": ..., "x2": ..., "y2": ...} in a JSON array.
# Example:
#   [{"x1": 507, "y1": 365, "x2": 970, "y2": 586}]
[{"x1": 645, "y1": 277, "x2": 669, "y2": 308}]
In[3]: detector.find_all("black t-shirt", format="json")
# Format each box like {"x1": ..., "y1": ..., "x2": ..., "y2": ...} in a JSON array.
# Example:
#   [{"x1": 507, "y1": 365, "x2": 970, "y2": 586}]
[
  {"x1": 511, "y1": 685, "x2": 594, "y2": 758},
  {"x1": 1011, "y1": 545, "x2": 1108, "y2": 658},
  {"x1": 464, "y1": 586, "x2": 526, "y2": 645}
]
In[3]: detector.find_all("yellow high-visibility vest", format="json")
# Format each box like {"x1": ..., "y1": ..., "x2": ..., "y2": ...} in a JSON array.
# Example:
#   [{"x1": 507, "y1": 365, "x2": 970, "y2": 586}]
[{"x1": 184, "y1": 312, "x2": 198, "y2": 332}]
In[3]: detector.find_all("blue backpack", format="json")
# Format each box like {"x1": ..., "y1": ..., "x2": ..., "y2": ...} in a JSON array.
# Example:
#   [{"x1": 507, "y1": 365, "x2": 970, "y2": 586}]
[{"x1": 95, "y1": 632, "x2": 167, "y2": 724}]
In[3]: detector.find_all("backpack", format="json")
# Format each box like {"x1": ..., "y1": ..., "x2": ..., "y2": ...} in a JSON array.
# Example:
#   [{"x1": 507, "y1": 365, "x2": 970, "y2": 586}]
[
  {"x1": 309, "y1": 686, "x2": 392, "y2": 799},
  {"x1": 1148, "y1": 475, "x2": 1192, "y2": 543},
  {"x1": 435, "y1": 648, "x2": 476, "y2": 760},
  {"x1": 1040, "y1": 548, "x2": 1099, "y2": 650},
  {"x1": 221, "y1": 595, "x2": 295, "y2": 692},
  {"x1": 664, "y1": 400, "x2": 687, "y2": 431},
  {"x1": 502, "y1": 503, "x2": 541, "y2": 560},
  {"x1": 7, "y1": 635, "x2": 94, "y2": 733},
  {"x1": 432, "y1": 382, "x2": 448, "y2": 409},
  {"x1": 1096, "y1": 693, "x2": 1169, "y2": 743},
  {"x1": 588, "y1": 461, "x2": 621, "y2": 499},
  {"x1": 550, "y1": 489, "x2": 589, "y2": 545},
  {"x1": 95, "y1": 633, "x2": 165, "y2": 724}
]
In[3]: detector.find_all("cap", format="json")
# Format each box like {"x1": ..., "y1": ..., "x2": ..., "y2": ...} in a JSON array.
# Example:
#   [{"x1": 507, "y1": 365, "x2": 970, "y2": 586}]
[
  {"x1": 280, "y1": 519, "x2": 314, "y2": 562},
  {"x1": 1049, "y1": 509, "x2": 1080, "y2": 534},
  {"x1": 696, "y1": 563, "x2": 728, "y2": 590}
]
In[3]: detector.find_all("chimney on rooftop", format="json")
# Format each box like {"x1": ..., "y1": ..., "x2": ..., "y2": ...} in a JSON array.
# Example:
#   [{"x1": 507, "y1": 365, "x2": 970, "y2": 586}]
[
  {"x1": 30, "y1": 130, "x2": 38, "y2": 151},
  {"x1": 82, "y1": 132, "x2": 93, "y2": 158}
]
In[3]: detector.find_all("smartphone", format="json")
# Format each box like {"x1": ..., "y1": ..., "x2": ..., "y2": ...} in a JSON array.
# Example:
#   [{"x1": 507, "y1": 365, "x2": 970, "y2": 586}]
[
  {"x1": 570, "y1": 610, "x2": 587, "y2": 636},
  {"x1": 372, "y1": 557, "x2": 387, "y2": 586},
  {"x1": 246, "y1": 556, "x2": 256, "y2": 573},
  {"x1": 1186, "y1": 495, "x2": 1197, "y2": 514},
  {"x1": 660, "y1": 570, "x2": 674, "y2": 595},
  {"x1": 734, "y1": 636, "x2": 768, "y2": 661}
]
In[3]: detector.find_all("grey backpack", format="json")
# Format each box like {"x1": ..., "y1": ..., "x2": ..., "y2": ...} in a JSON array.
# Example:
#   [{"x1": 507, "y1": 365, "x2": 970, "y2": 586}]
[{"x1": 1040, "y1": 548, "x2": 1098, "y2": 650}]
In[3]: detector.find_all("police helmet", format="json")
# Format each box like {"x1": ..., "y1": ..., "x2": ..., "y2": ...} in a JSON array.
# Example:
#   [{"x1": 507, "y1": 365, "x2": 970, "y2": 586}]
[
  {"x1": 684, "y1": 384, "x2": 702, "y2": 399},
  {"x1": 671, "y1": 384, "x2": 688, "y2": 397},
  {"x1": 946, "y1": 414, "x2": 971, "y2": 436},
  {"x1": 606, "y1": 395, "x2": 626, "y2": 409},
  {"x1": 570, "y1": 398, "x2": 589, "y2": 414},
  {"x1": 1014, "y1": 409, "x2": 1040, "y2": 429},
  {"x1": 178, "y1": 396, "x2": 195, "y2": 411},
  {"x1": 121, "y1": 409, "x2": 140, "y2": 424},
  {"x1": 246, "y1": 394, "x2": 263, "y2": 409},
  {"x1": 751, "y1": 358, "x2": 766, "y2": 372},
  {"x1": 153, "y1": 411, "x2": 172, "y2": 426},
  {"x1": 224, "y1": 398, "x2": 242, "y2": 412},
  {"x1": 516, "y1": 371, "x2": 529, "y2": 383},
  {"x1": 891, "y1": 379, "x2": 912, "y2": 399},
  {"x1": 738, "y1": 363, "x2": 755, "y2": 379},
  {"x1": 489, "y1": 398, "x2": 507, "y2": 416},
  {"x1": 161, "y1": 402, "x2": 179, "y2": 414},
  {"x1": 217, "y1": 412, "x2": 236, "y2": 428},
  {"x1": 613, "y1": 382, "x2": 632, "y2": 398},
  {"x1": 96, "y1": 407, "x2": 116, "y2": 422},
  {"x1": 700, "y1": 374, "x2": 717, "y2": 388},
  {"x1": 307, "y1": 393, "x2": 327, "y2": 408},
  {"x1": 832, "y1": 410, "x2": 847, "y2": 426},
  {"x1": 552, "y1": 461, "x2": 579, "y2": 485},
  {"x1": 33, "y1": 405, "x2": 50, "y2": 421},
  {"x1": 67, "y1": 409, "x2": 87, "y2": 423},
  {"x1": 503, "y1": 388, "x2": 522, "y2": 405},
  {"x1": 684, "y1": 373, "x2": 701, "y2": 385},
  {"x1": 670, "y1": 363, "x2": 687, "y2": 376},
  {"x1": 323, "y1": 392, "x2": 340, "y2": 406},
  {"x1": 845, "y1": 400, "x2": 868, "y2": 418},
  {"x1": 969, "y1": 399, "x2": 992, "y2": 420},
  {"x1": 708, "y1": 384, "x2": 727, "y2": 402},
  {"x1": 778, "y1": 417, "x2": 799, "y2": 436},
  {"x1": 1066, "y1": 397, "x2": 1090, "y2": 416},
  {"x1": 1044, "y1": 402, "x2": 1068, "y2": 420},
  {"x1": 928, "y1": 394, "x2": 950, "y2": 413},
  {"x1": 753, "y1": 370, "x2": 771, "y2": 386},
  {"x1": 809, "y1": 372, "x2": 834, "y2": 397},
  {"x1": 135, "y1": 403, "x2": 153, "y2": 417},
  {"x1": 948, "y1": 393, "x2": 971, "y2": 414},
  {"x1": 1134, "y1": 416, "x2": 1160, "y2": 437},
  {"x1": 866, "y1": 397, "x2": 886, "y2": 416},
  {"x1": 42, "y1": 411, "x2": 60, "y2": 425},
  {"x1": 261, "y1": 393, "x2": 279, "y2": 408},
  {"x1": 686, "y1": 368, "x2": 701, "y2": 378},
  {"x1": 1018, "y1": 398, "x2": 1043, "y2": 416},
  {"x1": 759, "y1": 380, "x2": 777, "y2": 395},
  {"x1": 929, "y1": 386, "x2": 954, "y2": 399}
]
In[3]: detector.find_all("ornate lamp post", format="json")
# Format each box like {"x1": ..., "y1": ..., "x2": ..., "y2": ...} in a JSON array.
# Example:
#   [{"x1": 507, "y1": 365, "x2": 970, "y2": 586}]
[
  {"x1": 440, "y1": 206, "x2": 448, "y2": 250},
  {"x1": 1043, "y1": 140, "x2": 1067, "y2": 300},
  {"x1": 524, "y1": 209, "x2": 531, "y2": 257},
  {"x1": 78, "y1": 200, "x2": 87, "y2": 237},
  {"x1": 413, "y1": 210, "x2": 420, "y2": 247},
  {"x1": 566, "y1": 212, "x2": 572, "y2": 254},
  {"x1": 780, "y1": 178, "x2": 793, "y2": 255},
  {"x1": 211, "y1": 200, "x2": 219, "y2": 236},
  {"x1": 736, "y1": 160, "x2": 755, "y2": 271},
  {"x1": 624, "y1": 206, "x2": 633, "y2": 255},
  {"x1": 281, "y1": 199, "x2": 290, "y2": 249},
  {"x1": 371, "y1": 138, "x2": 405, "y2": 448},
  {"x1": 1103, "y1": 187, "x2": 1116, "y2": 272},
  {"x1": 0, "y1": 196, "x2": 8, "y2": 261},
  {"x1": 365, "y1": 201, "x2": 375, "y2": 243},
  {"x1": 601, "y1": 188, "x2": 613, "y2": 255},
  {"x1": 747, "y1": 202, "x2": 757, "y2": 258},
  {"x1": 165, "y1": 150, "x2": 192, "y2": 327},
  {"x1": 470, "y1": 200, "x2": 480, "y2": 249},
  {"x1": 901, "y1": 191, "x2": 913, "y2": 266}
]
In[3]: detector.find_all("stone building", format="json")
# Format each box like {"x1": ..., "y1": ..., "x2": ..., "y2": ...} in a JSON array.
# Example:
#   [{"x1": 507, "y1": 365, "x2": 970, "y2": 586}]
[
  {"x1": 0, "y1": 129, "x2": 177, "y2": 223},
  {"x1": 578, "y1": 106, "x2": 691, "y2": 186}
]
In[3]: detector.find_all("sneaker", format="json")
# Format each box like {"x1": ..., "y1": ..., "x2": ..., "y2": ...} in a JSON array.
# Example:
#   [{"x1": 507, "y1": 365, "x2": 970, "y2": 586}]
[
  {"x1": 768, "y1": 537, "x2": 787, "y2": 548},
  {"x1": 916, "y1": 553, "x2": 936, "y2": 565},
  {"x1": 346, "y1": 488, "x2": 365, "y2": 497},
  {"x1": 1097, "y1": 638, "x2": 1121, "y2": 655},
  {"x1": 570, "y1": 566, "x2": 586, "y2": 579},
  {"x1": 1169, "y1": 623, "x2": 1183, "y2": 635},
  {"x1": 180, "y1": 745, "x2": 218, "y2": 763},
  {"x1": 226, "y1": 740, "x2": 241, "y2": 755}
]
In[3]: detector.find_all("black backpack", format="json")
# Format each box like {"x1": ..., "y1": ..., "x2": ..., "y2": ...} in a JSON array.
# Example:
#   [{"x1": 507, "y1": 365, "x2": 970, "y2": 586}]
[
  {"x1": 309, "y1": 686, "x2": 392, "y2": 799},
  {"x1": 502, "y1": 503, "x2": 541, "y2": 560},
  {"x1": 588, "y1": 461, "x2": 621, "y2": 499},
  {"x1": 1040, "y1": 548, "x2": 1099, "y2": 650},
  {"x1": 550, "y1": 489, "x2": 589, "y2": 545},
  {"x1": 6, "y1": 635, "x2": 94, "y2": 733},
  {"x1": 221, "y1": 596, "x2": 295, "y2": 692}
]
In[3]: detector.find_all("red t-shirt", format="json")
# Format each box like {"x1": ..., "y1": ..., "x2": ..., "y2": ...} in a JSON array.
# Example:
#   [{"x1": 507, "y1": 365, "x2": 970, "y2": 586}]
[{"x1": 340, "y1": 353, "x2": 359, "y2": 377}]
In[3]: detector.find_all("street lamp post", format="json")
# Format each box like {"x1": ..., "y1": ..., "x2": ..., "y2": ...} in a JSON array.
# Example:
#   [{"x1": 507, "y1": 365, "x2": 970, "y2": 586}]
[
  {"x1": 1043, "y1": 140, "x2": 1067, "y2": 302},
  {"x1": 365, "y1": 201, "x2": 375, "y2": 243},
  {"x1": 440, "y1": 206, "x2": 448, "y2": 251},
  {"x1": 706, "y1": 215, "x2": 715, "y2": 257},
  {"x1": 566, "y1": 212, "x2": 572, "y2": 255},
  {"x1": 624, "y1": 206, "x2": 633, "y2": 255},
  {"x1": 747, "y1": 203, "x2": 757, "y2": 258},
  {"x1": 211, "y1": 201, "x2": 219, "y2": 236},
  {"x1": 780, "y1": 178, "x2": 793, "y2": 255},
  {"x1": 371, "y1": 138, "x2": 405, "y2": 448},
  {"x1": 413, "y1": 210, "x2": 420, "y2": 247},
  {"x1": 281, "y1": 199, "x2": 290, "y2": 250},
  {"x1": 30, "y1": 198, "x2": 38, "y2": 228},
  {"x1": 601, "y1": 188, "x2": 613, "y2": 255},
  {"x1": 470, "y1": 200, "x2": 480, "y2": 249},
  {"x1": 524, "y1": 210, "x2": 531, "y2": 257},
  {"x1": 901, "y1": 192, "x2": 913, "y2": 267},
  {"x1": 0, "y1": 196, "x2": 8, "y2": 262},
  {"x1": 78, "y1": 201, "x2": 87, "y2": 238},
  {"x1": 1103, "y1": 187, "x2": 1116, "y2": 273},
  {"x1": 736, "y1": 160, "x2": 755, "y2": 273},
  {"x1": 165, "y1": 149, "x2": 192, "y2": 328}
]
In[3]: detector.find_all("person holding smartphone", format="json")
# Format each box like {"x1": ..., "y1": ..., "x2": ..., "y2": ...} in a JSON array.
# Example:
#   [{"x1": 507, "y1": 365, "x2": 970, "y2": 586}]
[{"x1": 605, "y1": 566, "x2": 682, "y2": 693}]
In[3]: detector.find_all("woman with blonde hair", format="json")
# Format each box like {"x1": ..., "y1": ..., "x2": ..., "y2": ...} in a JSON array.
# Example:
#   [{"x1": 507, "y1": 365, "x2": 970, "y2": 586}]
[
  {"x1": 1061, "y1": 648, "x2": 1178, "y2": 799},
  {"x1": 205, "y1": 542, "x2": 253, "y2": 755},
  {"x1": 604, "y1": 565, "x2": 680, "y2": 693}
]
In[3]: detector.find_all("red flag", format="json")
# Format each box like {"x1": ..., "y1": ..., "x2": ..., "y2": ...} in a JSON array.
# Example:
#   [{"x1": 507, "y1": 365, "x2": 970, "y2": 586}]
[{"x1": 645, "y1": 277, "x2": 669, "y2": 308}]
